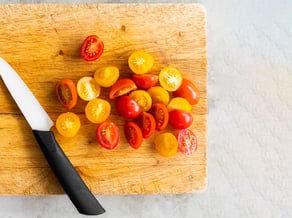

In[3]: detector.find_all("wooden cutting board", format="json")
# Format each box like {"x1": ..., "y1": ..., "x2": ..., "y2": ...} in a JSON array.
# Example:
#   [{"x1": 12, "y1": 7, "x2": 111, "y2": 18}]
[{"x1": 0, "y1": 4, "x2": 207, "y2": 195}]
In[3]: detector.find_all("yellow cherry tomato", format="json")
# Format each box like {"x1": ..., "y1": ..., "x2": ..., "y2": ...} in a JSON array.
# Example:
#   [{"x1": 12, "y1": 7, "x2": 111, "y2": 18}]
[
  {"x1": 168, "y1": 97, "x2": 192, "y2": 113},
  {"x1": 77, "y1": 76, "x2": 101, "y2": 101},
  {"x1": 128, "y1": 51, "x2": 154, "y2": 74},
  {"x1": 56, "y1": 112, "x2": 80, "y2": 137},
  {"x1": 159, "y1": 67, "x2": 183, "y2": 91},
  {"x1": 154, "y1": 132, "x2": 178, "y2": 157},
  {"x1": 94, "y1": 66, "x2": 119, "y2": 87},
  {"x1": 85, "y1": 98, "x2": 111, "y2": 123},
  {"x1": 129, "y1": 90, "x2": 152, "y2": 112},
  {"x1": 147, "y1": 86, "x2": 170, "y2": 105}
]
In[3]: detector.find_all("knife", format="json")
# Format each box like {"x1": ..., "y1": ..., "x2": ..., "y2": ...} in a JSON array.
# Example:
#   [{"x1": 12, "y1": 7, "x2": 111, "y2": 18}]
[{"x1": 0, "y1": 57, "x2": 105, "y2": 216}]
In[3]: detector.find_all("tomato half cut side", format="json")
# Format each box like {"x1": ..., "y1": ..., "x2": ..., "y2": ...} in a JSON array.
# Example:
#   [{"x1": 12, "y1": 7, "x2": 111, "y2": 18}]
[
  {"x1": 96, "y1": 121, "x2": 120, "y2": 150},
  {"x1": 80, "y1": 35, "x2": 104, "y2": 61},
  {"x1": 77, "y1": 76, "x2": 101, "y2": 101},
  {"x1": 128, "y1": 51, "x2": 154, "y2": 74},
  {"x1": 135, "y1": 112, "x2": 156, "y2": 138},
  {"x1": 149, "y1": 103, "x2": 169, "y2": 131},
  {"x1": 169, "y1": 109, "x2": 193, "y2": 129},
  {"x1": 124, "y1": 121, "x2": 143, "y2": 149},
  {"x1": 109, "y1": 78, "x2": 137, "y2": 100},
  {"x1": 56, "y1": 112, "x2": 81, "y2": 138},
  {"x1": 159, "y1": 67, "x2": 183, "y2": 91},
  {"x1": 132, "y1": 74, "x2": 158, "y2": 89},
  {"x1": 178, "y1": 129, "x2": 197, "y2": 155},
  {"x1": 85, "y1": 98, "x2": 111, "y2": 123},
  {"x1": 55, "y1": 79, "x2": 78, "y2": 110}
]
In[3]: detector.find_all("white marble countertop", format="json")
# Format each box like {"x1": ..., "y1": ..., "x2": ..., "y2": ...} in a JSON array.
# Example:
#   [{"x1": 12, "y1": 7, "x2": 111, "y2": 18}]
[{"x1": 0, "y1": 0, "x2": 291, "y2": 217}]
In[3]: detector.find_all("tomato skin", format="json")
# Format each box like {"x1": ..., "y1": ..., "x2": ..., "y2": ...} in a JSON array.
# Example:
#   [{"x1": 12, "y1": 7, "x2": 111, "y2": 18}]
[
  {"x1": 149, "y1": 103, "x2": 169, "y2": 131},
  {"x1": 147, "y1": 86, "x2": 170, "y2": 105},
  {"x1": 80, "y1": 35, "x2": 104, "y2": 61},
  {"x1": 55, "y1": 79, "x2": 78, "y2": 110},
  {"x1": 178, "y1": 129, "x2": 197, "y2": 155},
  {"x1": 168, "y1": 97, "x2": 192, "y2": 113},
  {"x1": 124, "y1": 121, "x2": 143, "y2": 149},
  {"x1": 169, "y1": 109, "x2": 193, "y2": 129},
  {"x1": 132, "y1": 74, "x2": 158, "y2": 89},
  {"x1": 154, "y1": 132, "x2": 178, "y2": 157},
  {"x1": 135, "y1": 112, "x2": 156, "y2": 138},
  {"x1": 109, "y1": 78, "x2": 137, "y2": 100},
  {"x1": 116, "y1": 96, "x2": 142, "y2": 119},
  {"x1": 96, "y1": 121, "x2": 120, "y2": 150},
  {"x1": 173, "y1": 79, "x2": 200, "y2": 105}
]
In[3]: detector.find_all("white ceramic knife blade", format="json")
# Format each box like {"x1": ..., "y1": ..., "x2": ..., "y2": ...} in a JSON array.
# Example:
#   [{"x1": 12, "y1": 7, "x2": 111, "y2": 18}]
[{"x1": 0, "y1": 57, "x2": 53, "y2": 131}]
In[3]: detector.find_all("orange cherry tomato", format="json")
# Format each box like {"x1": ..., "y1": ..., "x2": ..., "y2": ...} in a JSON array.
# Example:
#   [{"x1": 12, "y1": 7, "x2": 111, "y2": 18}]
[
  {"x1": 56, "y1": 112, "x2": 80, "y2": 138},
  {"x1": 85, "y1": 98, "x2": 111, "y2": 123},
  {"x1": 96, "y1": 121, "x2": 120, "y2": 150},
  {"x1": 129, "y1": 90, "x2": 152, "y2": 112},
  {"x1": 135, "y1": 112, "x2": 156, "y2": 138},
  {"x1": 124, "y1": 121, "x2": 143, "y2": 149},
  {"x1": 168, "y1": 97, "x2": 192, "y2": 113},
  {"x1": 149, "y1": 103, "x2": 169, "y2": 131},
  {"x1": 169, "y1": 109, "x2": 193, "y2": 129},
  {"x1": 77, "y1": 76, "x2": 101, "y2": 101},
  {"x1": 159, "y1": 66, "x2": 183, "y2": 91},
  {"x1": 55, "y1": 79, "x2": 78, "y2": 110},
  {"x1": 132, "y1": 74, "x2": 158, "y2": 89},
  {"x1": 80, "y1": 35, "x2": 104, "y2": 61},
  {"x1": 147, "y1": 86, "x2": 170, "y2": 105},
  {"x1": 154, "y1": 132, "x2": 178, "y2": 157},
  {"x1": 128, "y1": 51, "x2": 154, "y2": 74},
  {"x1": 109, "y1": 78, "x2": 137, "y2": 100},
  {"x1": 178, "y1": 129, "x2": 197, "y2": 155},
  {"x1": 94, "y1": 66, "x2": 119, "y2": 87},
  {"x1": 173, "y1": 79, "x2": 200, "y2": 105}
]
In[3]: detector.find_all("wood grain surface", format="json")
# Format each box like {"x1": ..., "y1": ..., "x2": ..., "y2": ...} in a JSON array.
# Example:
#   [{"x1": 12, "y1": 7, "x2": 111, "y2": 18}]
[{"x1": 0, "y1": 4, "x2": 207, "y2": 195}]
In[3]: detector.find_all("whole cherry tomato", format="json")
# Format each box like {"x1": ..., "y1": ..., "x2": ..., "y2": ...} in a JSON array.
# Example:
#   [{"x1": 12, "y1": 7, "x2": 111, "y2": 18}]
[
  {"x1": 173, "y1": 79, "x2": 200, "y2": 105},
  {"x1": 124, "y1": 121, "x2": 143, "y2": 149},
  {"x1": 168, "y1": 109, "x2": 193, "y2": 129},
  {"x1": 178, "y1": 129, "x2": 197, "y2": 155},
  {"x1": 80, "y1": 35, "x2": 104, "y2": 61},
  {"x1": 149, "y1": 103, "x2": 169, "y2": 131},
  {"x1": 55, "y1": 79, "x2": 78, "y2": 110},
  {"x1": 116, "y1": 96, "x2": 142, "y2": 119},
  {"x1": 168, "y1": 97, "x2": 192, "y2": 113},
  {"x1": 132, "y1": 74, "x2": 158, "y2": 89},
  {"x1": 109, "y1": 78, "x2": 137, "y2": 100},
  {"x1": 135, "y1": 112, "x2": 156, "y2": 138},
  {"x1": 154, "y1": 132, "x2": 178, "y2": 157},
  {"x1": 147, "y1": 86, "x2": 170, "y2": 105},
  {"x1": 96, "y1": 121, "x2": 120, "y2": 150}
]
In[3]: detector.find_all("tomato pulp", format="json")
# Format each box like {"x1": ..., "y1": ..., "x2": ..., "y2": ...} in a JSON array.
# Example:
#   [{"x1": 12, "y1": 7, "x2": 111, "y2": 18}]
[
  {"x1": 80, "y1": 35, "x2": 104, "y2": 61},
  {"x1": 96, "y1": 121, "x2": 120, "y2": 150}
]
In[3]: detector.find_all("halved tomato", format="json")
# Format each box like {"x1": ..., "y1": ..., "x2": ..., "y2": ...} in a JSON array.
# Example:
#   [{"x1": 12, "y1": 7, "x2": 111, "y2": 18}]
[
  {"x1": 55, "y1": 79, "x2": 78, "y2": 110},
  {"x1": 124, "y1": 121, "x2": 143, "y2": 149},
  {"x1": 168, "y1": 97, "x2": 192, "y2": 113},
  {"x1": 94, "y1": 66, "x2": 119, "y2": 87},
  {"x1": 135, "y1": 112, "x2": 156, "y2": 138},
  {"x1": 96, "y1": 121, "x2": 120, "y2": 150},
  {"x1": 129, "y1": 90, "x2": 152, "y2": 112},
  {"x1": 80, "y1": 35, "x2": 104, "y2": 61},
  {"x1": 178, "y1": 129, "x2": 197, "y2": 155},
  {"x1": 85, "y1": 98, "x2": 111, "y2": 123},
  {"x1": 116, "y1": 95, "x2": 142, "y2": 119},
  {"x1": 173, "y1": 79, "x2": 200, "y2": 105},
  {"x1": 109, "y1": 78, "x2": 137, "y2": 100},
  {"x1": 147, "y1": 86, "x2": 170, "y2": 105},
  {"x1": 169, "y1": 109, "x2": 193, "y2": 129},
  {"x1": 77, "y1": 76, "x2": 101, "y2": 101},
  {"x1": 128, "y1": 51, "x2": 154, "y2": 74},
  {"x1": 56, "y1": 112, "x2": 80, "y2": 138},
  {"x1": 154, "y1": 132, "x2": 178, "y2": 157},
  {"x1": 132, "y1": 74, "x2": 158, "y2": 89},
  {"x1": 159, "y1": 66, "x2": 183, "y2": 91},
  {"x1": 149, "y1": 103, "x2": 169, "y2": 131}
]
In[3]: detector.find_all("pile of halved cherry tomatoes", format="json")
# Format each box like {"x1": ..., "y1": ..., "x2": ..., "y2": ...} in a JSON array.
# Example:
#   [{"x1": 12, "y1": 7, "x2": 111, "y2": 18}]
[{"x1": 55, "y1": 35, "x2": 200, "y2": 157}]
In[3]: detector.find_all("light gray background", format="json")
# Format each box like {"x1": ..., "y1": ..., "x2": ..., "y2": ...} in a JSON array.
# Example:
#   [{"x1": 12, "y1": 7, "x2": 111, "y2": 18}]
[{"x1": 0, "y1": 0, "x2": 291, "y2": 217}]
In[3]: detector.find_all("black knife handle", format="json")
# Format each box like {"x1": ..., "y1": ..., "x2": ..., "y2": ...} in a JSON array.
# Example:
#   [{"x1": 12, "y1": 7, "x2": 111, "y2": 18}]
[{"x1": 33, "y1": 130, "x2": 105, "y2": 215}]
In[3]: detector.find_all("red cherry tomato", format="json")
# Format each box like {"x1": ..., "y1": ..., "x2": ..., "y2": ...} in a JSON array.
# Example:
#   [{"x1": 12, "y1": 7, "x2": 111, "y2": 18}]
[
  {"x1": 109, "y1": 78, "x2": 137, "y2": 100},
  {"x1": 124, "y1": 121, "x2": 143, "y2": 149},
  {"x1": 135, "y1": 112, "x2": 156, "y2": 138},
  {"x1": 96, "y1": 121, "x2": 120, "y2": 150},
  {"x1": 178, "y1": 129, "x2": 197, "y2": 155},
  {"x1": 116, "y1": 95, "x2": 142, "y2": 119},
  {"x1": 149, "y1": 103, "x2": 169, "y2": 131},
  {"x1": 132, "y1": 74, "x2": 158, "y2": 89},
  {"x1": 55, "y1": 79, "x2": 78, "y2": 110},
  {"x1": 173, "y1": 79, "x2": 200, "y2": 105},
  {"x1": 169, "y1": 109, "x2": 193, "y2": 129},
  {"x1": 80, "y1": 35, "x2": 104, "y2": 61}
]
